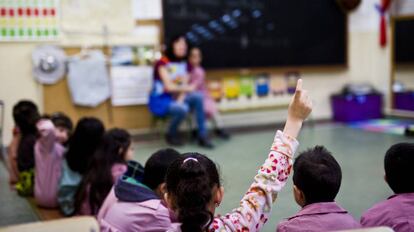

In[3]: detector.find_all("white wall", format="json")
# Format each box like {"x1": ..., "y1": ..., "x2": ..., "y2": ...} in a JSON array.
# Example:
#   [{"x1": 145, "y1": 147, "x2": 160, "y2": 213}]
[
  {"x1": 0, "y1": 43, "x2": 44, "y2": 146},
  {"x1": 0, "y1": 0, "x2": 392, "y2": 145}
]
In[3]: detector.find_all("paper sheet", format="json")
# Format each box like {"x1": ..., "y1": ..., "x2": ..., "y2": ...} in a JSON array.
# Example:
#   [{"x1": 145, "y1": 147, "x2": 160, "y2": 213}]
[{"x1": 111, "y1": 66, "x2": 153, "y2": 106}]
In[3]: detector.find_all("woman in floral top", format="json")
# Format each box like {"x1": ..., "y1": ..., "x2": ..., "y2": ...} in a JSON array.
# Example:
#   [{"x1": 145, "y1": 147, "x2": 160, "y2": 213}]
[{"x1": 165, "y1": 79, "x2": 313, "y2": 232}]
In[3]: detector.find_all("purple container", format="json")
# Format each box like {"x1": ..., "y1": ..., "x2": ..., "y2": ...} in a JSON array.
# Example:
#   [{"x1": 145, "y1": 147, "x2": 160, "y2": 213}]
[
  {"x1": 394, "y1": 92, "x2": 414, "y2": 111},
  {"x1": 331, "y1": 94, "x2": 383, "y2": 122}
]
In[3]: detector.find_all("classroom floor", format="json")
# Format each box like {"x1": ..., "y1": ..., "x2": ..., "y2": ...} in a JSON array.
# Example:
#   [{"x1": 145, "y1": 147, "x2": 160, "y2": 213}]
[{"x1": 1, "y1": 122, "x2": 413, "y2": 231}]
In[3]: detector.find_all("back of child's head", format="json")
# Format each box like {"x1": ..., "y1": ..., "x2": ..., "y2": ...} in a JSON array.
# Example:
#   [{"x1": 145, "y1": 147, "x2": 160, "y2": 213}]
[
  {"x1": 75, "y1": 128, "x2": 131, "y2": 214},
  {"x1": 13, "y1": 100, "x2": 40, "y2": 135},
  {"x1": 166, "y1": 153, "x2": 220, "y2": 232},
  {"x1": 293, "y1": 146, "x2": 342, "y2": 205},
  {"x1": 384, "y1": 143, "x2": 414, "y2": 194},
  {"x1": 65, "y1": 117, "x2": 105, "y2": 175},
  {"x1": 50, "y1": 112, "x2": 73, "y2": 145},
  {"x1": 143, "y1": 148, "x2": 180, "y2": 190}
]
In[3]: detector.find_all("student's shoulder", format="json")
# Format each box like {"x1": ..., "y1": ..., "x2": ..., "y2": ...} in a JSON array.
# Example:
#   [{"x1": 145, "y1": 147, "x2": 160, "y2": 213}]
[{"x1": 361, "y1": 198, "x2": 394, "y2": 224}]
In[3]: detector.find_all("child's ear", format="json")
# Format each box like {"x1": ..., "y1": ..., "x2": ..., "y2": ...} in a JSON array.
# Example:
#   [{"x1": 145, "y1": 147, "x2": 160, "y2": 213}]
[
  {"x1": 214, "y1": 186, "x2": 224, "y2": 206},
  {"x1": 293, "y1": 185, "x2": 306, "y2": 207},
  {"x1": 164, "y1": 192, "x2": 176, "y2": 210}
]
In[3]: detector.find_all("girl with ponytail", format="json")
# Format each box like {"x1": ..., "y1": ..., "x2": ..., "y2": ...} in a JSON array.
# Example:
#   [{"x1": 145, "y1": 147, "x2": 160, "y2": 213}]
[{"x1": 165, "y1": 79, "x2": 313, "y2": 232}]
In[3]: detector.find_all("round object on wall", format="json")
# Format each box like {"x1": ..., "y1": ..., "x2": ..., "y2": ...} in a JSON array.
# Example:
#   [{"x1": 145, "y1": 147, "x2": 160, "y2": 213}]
[
  {"x1": 336, "y1": 0, "x2": 362, "y2": 12},
  {"x1": 32, "y1": 45, "x2": 67, "y2": 85}
]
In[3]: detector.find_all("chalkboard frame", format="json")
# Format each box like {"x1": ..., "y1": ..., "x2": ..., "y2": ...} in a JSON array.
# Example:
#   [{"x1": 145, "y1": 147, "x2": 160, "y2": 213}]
[
  {"x1": 390, "y1": 15, "x2": 414, "y2": 111},
  {"x1": 161, "y1": 0, "x2": 349, "y2": 72}
]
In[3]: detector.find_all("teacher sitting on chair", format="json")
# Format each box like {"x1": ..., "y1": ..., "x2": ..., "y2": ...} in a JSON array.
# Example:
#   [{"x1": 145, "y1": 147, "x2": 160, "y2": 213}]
[{"x1": 149, "y1": 35, "x2": 213, "y2": 148}]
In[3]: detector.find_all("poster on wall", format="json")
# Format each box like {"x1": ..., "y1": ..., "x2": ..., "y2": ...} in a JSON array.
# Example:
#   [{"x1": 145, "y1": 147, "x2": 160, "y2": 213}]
[
  {"x1": 111, "y1": 66, "x2": 153, "y2": 106},
  {"x1": 0, "y1": 0, "x2": 59, "y2": 41}
]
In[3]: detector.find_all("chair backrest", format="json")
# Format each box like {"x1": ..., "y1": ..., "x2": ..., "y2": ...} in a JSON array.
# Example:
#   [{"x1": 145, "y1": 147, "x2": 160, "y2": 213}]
[
  {"x1": 0, "y1": 216, "x2": 99, "y2": 232},
  {"x1": 337, "y1": 227, "x2": 394, "y2": 232}
]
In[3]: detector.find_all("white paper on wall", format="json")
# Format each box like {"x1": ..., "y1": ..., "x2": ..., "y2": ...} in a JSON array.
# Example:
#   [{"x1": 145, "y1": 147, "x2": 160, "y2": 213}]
[
  {"x1": 132, "y1": 0, "x2": 162, "y2": 20},
  {"x1": 110, "y1": 66, "x2": 153, "y2": 106}
]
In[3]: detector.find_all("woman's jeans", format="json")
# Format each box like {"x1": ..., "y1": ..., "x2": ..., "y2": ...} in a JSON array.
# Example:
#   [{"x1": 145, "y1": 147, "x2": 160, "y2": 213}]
[{"x1": 168, "y1": 92, "x2": 207, "y2": 138}]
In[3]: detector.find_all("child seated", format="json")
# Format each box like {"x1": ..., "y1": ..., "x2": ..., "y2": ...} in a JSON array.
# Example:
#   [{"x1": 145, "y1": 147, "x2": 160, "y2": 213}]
[
  {"x1": 98, "y1": 148, "x2": 180, "y2": 232},
  {"x1": 360, "y1": 143, "x2": 414, "y2": 231},
  {"x1": 58, "y1": 117, "x2": 105, "y2": 216},
  {"x1": 75, "y1": 128, "x2": 132, "y2": 215},
  {"x1": 11, "y1": 100, "x2": 40, "y2": 196},
  {"x1": 188, "y1": 47, "x2": 229, "y2": 139},
  {"x1": 34, "y1": 113, "x2": 73, "y2": 208},
  {"x1": 276, "y1": 146, "x2": 360, "y2": 232},
  {"x1": 164, "y1": 79, "x2": 312, "y2": 232}
]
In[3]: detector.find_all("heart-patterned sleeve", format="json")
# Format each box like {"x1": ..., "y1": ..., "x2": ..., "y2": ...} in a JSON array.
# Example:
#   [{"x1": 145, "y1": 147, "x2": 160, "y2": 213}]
[{"x1": 209, "y1": 130, "x2": 299, "y2": 232}]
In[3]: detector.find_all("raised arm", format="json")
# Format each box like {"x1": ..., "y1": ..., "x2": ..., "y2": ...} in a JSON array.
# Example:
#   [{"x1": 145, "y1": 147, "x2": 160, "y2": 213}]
[
  {"x1": 210, "y1": 79, "x2": 312, "y2": 232},
  {"x1": 36, "y1": 119, "x2": 57, "y2": 153}
]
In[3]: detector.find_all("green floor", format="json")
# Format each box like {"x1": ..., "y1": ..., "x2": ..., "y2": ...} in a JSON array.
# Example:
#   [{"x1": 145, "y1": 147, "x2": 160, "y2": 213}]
[{"x1": 1, "y1": 123, "x2": 412, "y2": 231}]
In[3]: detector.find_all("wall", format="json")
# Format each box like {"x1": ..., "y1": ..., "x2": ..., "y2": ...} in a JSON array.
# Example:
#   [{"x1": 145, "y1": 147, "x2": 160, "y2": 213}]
[
  {"x1": 0, "y1": 0, "x2": 392, "y2": 145},
  {"x1": 0, "y1": 43, "x2": 44, "y2": 145}
]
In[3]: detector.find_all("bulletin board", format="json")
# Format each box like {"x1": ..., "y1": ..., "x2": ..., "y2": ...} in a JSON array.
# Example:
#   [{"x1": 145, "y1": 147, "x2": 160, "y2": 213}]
[
  {"x1": 0, "y1": 0, "x2": 59, "y2": 41},
  {"x1": 43, "y1": 47, "x2": 153, "y2": 130}
]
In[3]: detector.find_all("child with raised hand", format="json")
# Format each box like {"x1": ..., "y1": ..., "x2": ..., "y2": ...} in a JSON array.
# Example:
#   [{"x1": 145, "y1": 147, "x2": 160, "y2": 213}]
[
  {"x1": 98, "y1": 148, "x2": 180, "y2": 232},
  {"x1": 276, "y1": 146, "x2": 360, "y2": 232},
  {"x1": 165, "y1": 79, "x2": 312, "y2": 232},
  {"x1": 360, "y1": 143, "x2": 414, "y2": 231},
  {"x1": 35, "y1": 113, "x2": 73, "y2": 208},
  {"x1": 58, "y1": 117, "x2": 105, "y2": 216},
  {"x1": 75, "y1": 128, "x2": 133, "y2": 215}
]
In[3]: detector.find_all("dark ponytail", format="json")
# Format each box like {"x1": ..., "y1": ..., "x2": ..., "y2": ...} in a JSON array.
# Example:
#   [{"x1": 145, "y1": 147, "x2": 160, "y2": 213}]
[{"x1": 166, "y1": 153, "x2": 220, "y2": 232}]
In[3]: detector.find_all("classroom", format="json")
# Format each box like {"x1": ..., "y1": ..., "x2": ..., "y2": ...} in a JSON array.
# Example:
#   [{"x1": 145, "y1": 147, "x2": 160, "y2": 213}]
[{"x1": 0, "y1": 0, "x2": 413, "y2": 232}]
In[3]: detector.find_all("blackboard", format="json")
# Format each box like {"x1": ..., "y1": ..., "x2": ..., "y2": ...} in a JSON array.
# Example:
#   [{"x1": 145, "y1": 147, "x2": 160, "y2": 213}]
[
  {"x1": 394, "y1": 18, "x2": 414, "y2": 65},
  {"x1": 162, "y1": 0, "x2": 347, "y2": 69}
]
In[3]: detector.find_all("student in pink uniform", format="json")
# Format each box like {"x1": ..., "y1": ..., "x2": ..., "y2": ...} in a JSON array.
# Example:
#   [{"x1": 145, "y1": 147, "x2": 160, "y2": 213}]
[
  {"x1": 276, "y1": 146, "x2": 360, "y2": 232},
  {"x1": 34, "y1": 113, "x2": 73, "y2": 208},
  {"x1": 188, "y1": 47, "x2": 229, "y2": 139},
  {"x1": 164, "y1": 79, "x2": 312, "y2": 232},
  {"x1": 75, "y1": 128, "x2": 132, "y2": 216},
  {"x1": 361, "y1": 143, "x2": 414, "y2": 232},
  {"x1": 98, "y1": 148, "x2": 180, "y2": 232}
]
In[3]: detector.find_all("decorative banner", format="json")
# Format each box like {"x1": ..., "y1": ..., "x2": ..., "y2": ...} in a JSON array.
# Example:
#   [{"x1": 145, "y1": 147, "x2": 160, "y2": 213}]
[{"x1": 0, "y1": 0, "x2": 59, "y2": 41}]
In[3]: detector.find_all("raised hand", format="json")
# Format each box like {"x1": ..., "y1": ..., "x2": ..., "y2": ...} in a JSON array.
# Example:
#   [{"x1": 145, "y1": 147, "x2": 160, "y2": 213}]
[{"x1": 283, "y1": 79, "x2": 313, "y2": 138}]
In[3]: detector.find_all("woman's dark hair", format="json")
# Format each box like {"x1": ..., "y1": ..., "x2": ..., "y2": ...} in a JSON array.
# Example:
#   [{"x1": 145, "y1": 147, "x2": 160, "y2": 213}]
[
  {"x1": 165, "y1": 34, "x2": 188, "y2": 62},
  {"x1": 293, "y1": 146, "x2": 342, "y2": 205},
  {"x1": 75, "y1": 128, "x2": 131, "y2": 214},
  {"x1": 12, "y1": 100, "x2": 40, "y2": 135},
  {"x1": 166, "y1": 153, "x2": 220, "y2": 232},
  {"x1": 143, "y1": 148, "x2": 180, "y2": 190},
  {"x1": 384, "y1": 143, "x2": 414, "y2": 194},
  {"x1": 65, "y1": 117, "x2": 105, "y2": 174}
]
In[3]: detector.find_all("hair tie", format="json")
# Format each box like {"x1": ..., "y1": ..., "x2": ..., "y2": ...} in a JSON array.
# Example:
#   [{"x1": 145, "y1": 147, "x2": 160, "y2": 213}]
[{"x1": 183, "y1": 157, "x2": 198, "y2": 164}]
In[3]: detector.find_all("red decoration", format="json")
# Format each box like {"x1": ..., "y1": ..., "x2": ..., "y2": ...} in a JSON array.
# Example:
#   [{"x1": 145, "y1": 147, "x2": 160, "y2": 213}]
[
  {"x1": 26, "y1": 8, "x2": 31, "y2": 16},
  {"x1": 9, "y1": 8, "x2": 14, "y2": 17},
  {"x1": 378, "y1": 0, "x2": 392, "y2": 47},
  {"x1": 0, "y1": 8, "x2": 6, "y2": 17},
  {"x1": 43, "y1": 8, "x2": 48, "y2": 16},
  {"x1": 34, "y1": 8, "x2": 39, "y2": 16},
  {"x1": 50, "y1": 8, "x2": 55, "y2": 16},
  {"x1": 18, "y1": 8, "x2": 23, "y2": 16}
]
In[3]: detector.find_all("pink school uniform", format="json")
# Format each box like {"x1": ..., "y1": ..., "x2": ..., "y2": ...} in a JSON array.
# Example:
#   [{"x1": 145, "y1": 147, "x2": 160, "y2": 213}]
[
  {"x1": 98, "y1": 161, "x2": 174, "y2": 232},
  {"x1": 277, "y1": 202, "x2": 360, "y2": 232},
  {"x1": 168, "y1": 130, "x2": 299, "y2": 232},
  {"x1": 78, "y1": 163, "x2": 127, "y2": 216},
  {"x1": 34, "y1": 120, "x2": 65, "y2": 208},
  {"x1": 361, "y1": 193, "x2": 414, "y2": 232},
  {"x1": 190, "y1": 66, "x2": 218, "y2": 118}
]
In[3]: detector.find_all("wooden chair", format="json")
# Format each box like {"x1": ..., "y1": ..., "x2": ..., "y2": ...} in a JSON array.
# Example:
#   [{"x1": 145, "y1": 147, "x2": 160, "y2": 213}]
[
  {"x1": 0, "y1": 216, "x2": 99, "y2": 232},
  {"x1": 26, "y1": 198, "x2": 64, "y2": 221}
]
